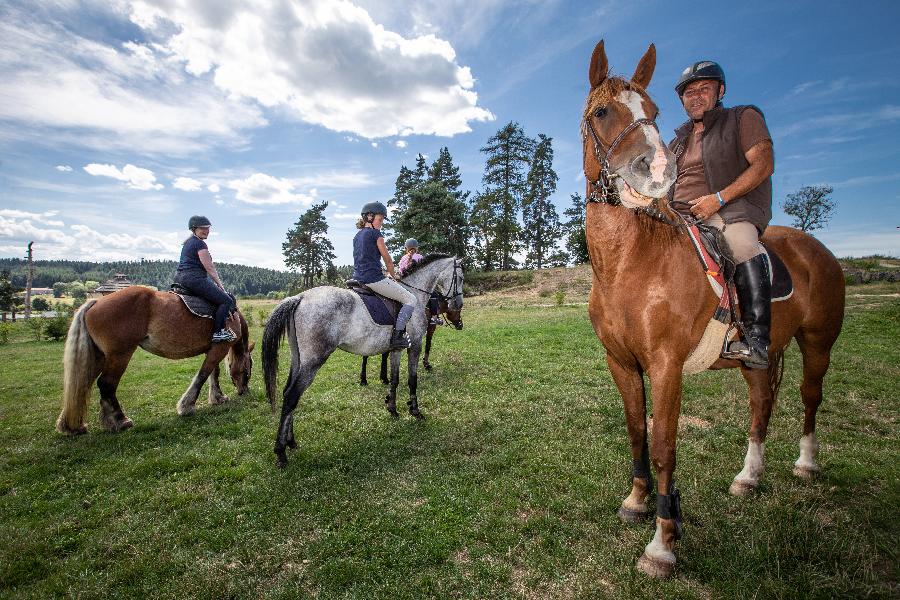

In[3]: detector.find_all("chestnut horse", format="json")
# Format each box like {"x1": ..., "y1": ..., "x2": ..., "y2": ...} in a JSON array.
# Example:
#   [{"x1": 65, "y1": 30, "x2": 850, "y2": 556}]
[
  {"x1": 581, "y1": 41, "x2": 844, "y2": 577},
  {"x1": 56, "y1": 286, "x2": 254, "y2": 435},
  {"x1": 359, "y1": 296, "x2": 464, "y2": 386}
]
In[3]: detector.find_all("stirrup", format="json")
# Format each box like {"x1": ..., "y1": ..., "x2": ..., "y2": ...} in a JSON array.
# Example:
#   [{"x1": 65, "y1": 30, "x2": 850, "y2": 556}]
[
  {"x1": 390, "y1": 329, "x2": 410, "y2": 350},
  {"x1": 723, "y1": 339, "x2": 768, "y2": 369}
]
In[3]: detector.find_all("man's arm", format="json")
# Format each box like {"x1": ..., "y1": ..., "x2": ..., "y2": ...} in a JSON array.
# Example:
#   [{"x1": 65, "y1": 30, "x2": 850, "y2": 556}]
[{"x1": 688, "y1": 140, "x2": 774, "y2": 221}]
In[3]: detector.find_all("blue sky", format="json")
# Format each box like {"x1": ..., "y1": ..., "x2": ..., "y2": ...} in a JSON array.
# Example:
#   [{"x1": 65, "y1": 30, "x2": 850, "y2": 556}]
[{"x1": 1, "y1": 0, "x2": 898, "y2": 270}]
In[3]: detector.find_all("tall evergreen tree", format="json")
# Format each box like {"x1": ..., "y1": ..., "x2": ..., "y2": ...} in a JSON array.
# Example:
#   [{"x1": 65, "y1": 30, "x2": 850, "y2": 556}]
[
  {"x1": 468, "y1": 191, "x2": 501, "y2": 271},
  {"x1": 282, "y1": 201, "x2": 336, "y2": 289},
  {"x1": 428, "y1": 147, "x2": 466, "y2": 202},
  {"x1": 563, "y1": 193, "x2": 589, "y2": 264},
  {"x1": 522, "y1": 134, "x2": 561, "y2": 269},
  {"x1": 413, "y1": 153, "x2": 429, "y2": 182},
  {"x1": 391, "y1": 182, "x2": 468, "y2": 258},
  {"x1": 479, "y1": 122, "x2": 535, "y2": 270}
]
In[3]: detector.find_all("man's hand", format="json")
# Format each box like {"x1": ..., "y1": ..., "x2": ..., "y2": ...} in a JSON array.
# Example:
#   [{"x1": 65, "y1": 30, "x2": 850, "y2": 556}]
[{"x1": 688, "y1": 193, "x2": 721, "y2": 221}]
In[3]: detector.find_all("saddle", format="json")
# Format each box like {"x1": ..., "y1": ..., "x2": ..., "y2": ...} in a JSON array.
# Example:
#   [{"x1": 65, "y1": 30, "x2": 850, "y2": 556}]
[
  {"x1": 679, "y1": 219, "x2": 794, "y2": 374},
  {"x1": 345, "y1": 280, "x2": 400, "y2": 326},
  {"x1": 168, "y1": 283, "x2": 237, "y2": 320}
]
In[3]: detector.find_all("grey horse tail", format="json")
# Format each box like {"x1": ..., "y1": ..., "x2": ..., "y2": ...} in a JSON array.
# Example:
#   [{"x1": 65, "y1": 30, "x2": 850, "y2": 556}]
[{"x1": 262, "y1": 295, "x2": 303, "y2": 410}]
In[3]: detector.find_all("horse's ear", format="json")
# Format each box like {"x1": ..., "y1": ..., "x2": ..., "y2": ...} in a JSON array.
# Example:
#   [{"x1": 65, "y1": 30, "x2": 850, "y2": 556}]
[
  {"x1": 589, "y1": 40, "x2": 608, "y2": 89},
  {"x1": 631, "y1": 43, "x2": 656, "y2": 89}
]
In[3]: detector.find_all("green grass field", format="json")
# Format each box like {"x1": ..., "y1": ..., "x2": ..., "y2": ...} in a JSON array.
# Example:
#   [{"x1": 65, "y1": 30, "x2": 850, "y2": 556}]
[{"x1": 1, "y1": 285, "x2": 897, "y2": 599}]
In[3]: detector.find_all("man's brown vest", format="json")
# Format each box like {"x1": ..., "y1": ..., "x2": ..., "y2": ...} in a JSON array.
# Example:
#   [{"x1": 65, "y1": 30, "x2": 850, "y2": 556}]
[{"x1": 668, "y1": 105, "x2": 772, "y2": 233}]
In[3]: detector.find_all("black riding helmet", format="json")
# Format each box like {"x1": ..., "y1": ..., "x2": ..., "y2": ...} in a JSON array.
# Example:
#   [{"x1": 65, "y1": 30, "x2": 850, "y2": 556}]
[
  {"x1": 188, "y1": 215, "x2": 211, "y2": 230},
  {"x1": 675, "y1": 61, "x2": 726, "y2": 97},
  {"x1": 360, "y1": 201, "x2": 387, "y2": 222}
]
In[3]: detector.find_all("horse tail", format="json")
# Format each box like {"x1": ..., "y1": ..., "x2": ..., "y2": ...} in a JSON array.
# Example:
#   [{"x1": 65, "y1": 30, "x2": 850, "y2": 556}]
[
  {"x1": 262, "y1": 295, "x2": 303, "y2": 410},
  {"x1": 57, "y1": 300, "x2": 100, "y2": 434}
]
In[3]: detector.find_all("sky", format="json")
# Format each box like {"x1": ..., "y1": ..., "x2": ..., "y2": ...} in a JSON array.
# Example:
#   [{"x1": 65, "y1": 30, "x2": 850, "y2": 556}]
[{"x1": 1, "y1": 0, "x2": 898, "y2": 270}]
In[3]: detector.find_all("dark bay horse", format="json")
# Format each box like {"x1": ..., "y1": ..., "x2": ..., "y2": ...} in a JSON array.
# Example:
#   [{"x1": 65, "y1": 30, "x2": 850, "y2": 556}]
[
  {"x1": 581, "y1": 41, "x2": 844, "y2": 577},
  {"x1": 359, "y1": 295, "x2": 464, "y2": 386},
  {"x1": 262, "y1": 255, "x2": 463, "y2": 468},
  {"x1": 56, "y1": 286, "x2": 254, "y2": 435}
]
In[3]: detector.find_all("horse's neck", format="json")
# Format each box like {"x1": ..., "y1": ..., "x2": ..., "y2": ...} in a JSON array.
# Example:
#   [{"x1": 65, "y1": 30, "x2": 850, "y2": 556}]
[{"x1": 403, "y1": 261, "x2": 447, "y2": 298}]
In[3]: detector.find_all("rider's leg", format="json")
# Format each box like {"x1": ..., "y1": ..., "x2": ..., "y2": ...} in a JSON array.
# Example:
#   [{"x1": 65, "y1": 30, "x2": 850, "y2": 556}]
[
  {"x1": 365, "y1": 278, "x2": 416, "y2": 350},
  {"x1": 706, "y1": 216, "x2": 771, "y2": 369},
  {"x1": 177, "y1": 275, "x2": 236, "y2": 341}
]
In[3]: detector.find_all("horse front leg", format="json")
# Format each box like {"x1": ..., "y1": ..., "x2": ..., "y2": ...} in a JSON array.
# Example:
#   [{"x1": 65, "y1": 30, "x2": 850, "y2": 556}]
[
  {"x1": 379, "y1": 352, "x2": 389, "y2": 384},
  {"x1": 360, "y1": 355, "x2": 369, "y2": 386},
  {"x1": 606, "y1": 352, "x2": 653, "y2": 522},
  {"x1": 97, "y1": 351, "x2": 136, "y2": 432},
  {"x1": 208, "y1": 363, "x2": 230, "y2": 405},
  {"x1": 177, "y1": 346, "x2": 227, "y2": 416},
  {"x1": 730, "y1": 364, "x2": 776, "y2": 495},
  {"x1": 385, "y1": 350, "x2": 401, "y2": 418},
  {"x1": 406, "y1": 343, "x2": 424, "y2": 420},
  {"x1": 422, "y1": 324, "x2": 435, "y2": 371},
  {"x1": 637, "y1": 365, "x2": 684, "y2": 579}
]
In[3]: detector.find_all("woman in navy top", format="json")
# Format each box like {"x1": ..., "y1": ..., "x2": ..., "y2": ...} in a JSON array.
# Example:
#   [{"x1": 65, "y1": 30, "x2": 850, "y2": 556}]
[
  {"x1": 175, "y1": 215, "x2": 237, "y2": 343},
  {"x1": 352, "y1": 202, "x2": 416, "y2": 350}
]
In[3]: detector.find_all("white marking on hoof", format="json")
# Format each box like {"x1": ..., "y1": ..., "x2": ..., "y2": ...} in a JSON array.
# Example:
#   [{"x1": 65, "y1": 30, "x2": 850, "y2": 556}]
[
  {"x1": 176, "y1": 396, "x2": 196, "y2": 416},
  {"x1": 619, "y1": 485, "x2": 650, "y2": 522},
  {"x1": 638, "y1": 523, "x2": 675, "y2": 578},
  {"x1": 731, "y1": 440, "x2": 765, "y2": 495},
  {"x1": 793, "y1": 433, "x2": 820, "y2": 478},
  {"x1": 209, "y1": 394, "x2": 230, "y2": 406}
]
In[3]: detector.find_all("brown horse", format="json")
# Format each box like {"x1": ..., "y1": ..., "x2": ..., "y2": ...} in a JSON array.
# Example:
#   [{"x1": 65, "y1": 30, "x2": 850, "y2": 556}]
[
  {"x1": 581, "y1": 41, "x2": 845, "y2": 578},
  {"x1": 56, "y1": 286, "x2": 254, "y2": 435},
  {"x1": 359, "y1": 296, "x2": 464, "y2": 386}
]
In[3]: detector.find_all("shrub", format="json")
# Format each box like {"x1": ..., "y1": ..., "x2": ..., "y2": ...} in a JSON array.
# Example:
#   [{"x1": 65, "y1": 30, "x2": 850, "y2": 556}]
[
  {"x1": 0, "y1": 322, "x2": 10, "y2": 345},
  {"x1": 25, "y1": 317, "x2": 44, "y2": 341},
  {"x1": 44, "y1": 314, "x2": 71, "y2": 341},
  {"x1": 555, "y1": 290, "x2": 566, "y2": 306},
  {"x1": 32, "y1": 297, "x2": 51, "y2": 311},
  {"x1": 257, "y1": 309, "x2": 269, "y2": 325}
]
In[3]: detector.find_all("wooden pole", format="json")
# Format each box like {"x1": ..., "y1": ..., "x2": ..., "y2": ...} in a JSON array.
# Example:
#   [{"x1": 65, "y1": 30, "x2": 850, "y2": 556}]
[{"x1": 24, "y1": 241, "x2": 34, "y2": 319}]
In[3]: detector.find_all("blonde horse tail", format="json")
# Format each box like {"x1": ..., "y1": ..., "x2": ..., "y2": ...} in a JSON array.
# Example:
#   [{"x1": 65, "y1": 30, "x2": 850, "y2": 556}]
[{"x1": 57, "y1": 300, "x2": 100, "y2": 435}]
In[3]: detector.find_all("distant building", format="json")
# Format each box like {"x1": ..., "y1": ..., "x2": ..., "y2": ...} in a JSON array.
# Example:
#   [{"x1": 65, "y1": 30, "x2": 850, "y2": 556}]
[
  {"x1": 30, "y1": 287, "x2": 53, "y2": 296},
  {"x1": 94, "y1": 274, "x2": 133, "y2": 296}
]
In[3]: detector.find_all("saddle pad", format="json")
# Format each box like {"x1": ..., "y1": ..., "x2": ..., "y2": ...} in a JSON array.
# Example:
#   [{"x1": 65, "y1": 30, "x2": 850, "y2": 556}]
[
  {"x1": 169, "y1": 285, "x2": 215, "y2": 319},
  {"x1": 349, "y1": 286, "x2": 400, "y2": 326},
  {"x1": 761, "y1": 243, "x2": 794, "y2": 302}
]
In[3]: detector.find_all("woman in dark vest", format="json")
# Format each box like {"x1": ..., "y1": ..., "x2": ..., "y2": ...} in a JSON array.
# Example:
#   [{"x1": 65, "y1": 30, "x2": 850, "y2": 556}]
[
  {"x1": 174, "y1": 215, "x2": 237, "y2": 343},
  {"x1": 352, "y1": 202, "x2": 416, "y2": 350}
]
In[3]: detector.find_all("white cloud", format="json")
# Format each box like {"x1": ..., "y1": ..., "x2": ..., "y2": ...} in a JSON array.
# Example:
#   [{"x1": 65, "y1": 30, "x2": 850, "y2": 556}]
[
  {"x1": 226, "y1": 172, "x2": 315, "y2": 205},
  {"x1": 55, "y1": 165, "x2": 73, "y2": 172},
  {"x1": 332, "y1": 211, "x2": 362, "y2": 220},
  {"x1": 0, "y1": 209, "x2": 65, "y2": 227},
  {"x1": 126, "y1": 0, "x2": 494, "y2": 138},
  {"x1": 207, "y1": 183, "x2": 221, "y2": 193},
  {"x1": 395, "y1": 140, "x2": 407, "y2": 148},
  {"x1": 371, "y1": 142, "x2": 379, "y2": 148},
  {"x1": 83, "y1": 163, "x2": 164, "y2": 190},
  {"x1": 173, "y1": 176, "x2": 203, "y2": 191}
]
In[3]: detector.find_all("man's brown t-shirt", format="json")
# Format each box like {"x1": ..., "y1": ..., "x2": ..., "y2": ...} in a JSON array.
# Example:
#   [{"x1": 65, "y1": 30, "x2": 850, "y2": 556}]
[{"x1": 673, "y1": 108, "x2": 771, "y2": 202}]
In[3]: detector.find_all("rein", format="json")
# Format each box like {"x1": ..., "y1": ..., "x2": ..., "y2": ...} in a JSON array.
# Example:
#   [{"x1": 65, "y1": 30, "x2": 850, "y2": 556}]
[
  {"x1": 398, "y1": 259, "x2": 464, "y2": 306},
  {"x1": 582, "y1": 112, "x2": 679, "y2": 226}
]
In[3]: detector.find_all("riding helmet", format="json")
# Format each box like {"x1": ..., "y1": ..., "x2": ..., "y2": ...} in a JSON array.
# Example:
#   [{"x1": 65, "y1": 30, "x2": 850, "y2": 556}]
[
  {"x1": 675, "y1": 61, "x2": 726, "y2": 96},
  {"x1": 360, "y1": 201, "x2": 388, "y2": 217},
  {"x1": 404, "y1": 238, "x2": 419, "y2": 250},
  {"x1": 188, "y1": 215, "x2": 212, "y2": 230}
]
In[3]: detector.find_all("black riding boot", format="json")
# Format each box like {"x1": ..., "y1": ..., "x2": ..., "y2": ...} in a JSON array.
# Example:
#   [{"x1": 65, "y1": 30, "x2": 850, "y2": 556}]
[
  {"x1": 390, "y1": 328, "x2": 410, "y2": 350},
  {"x1": 725, "y1": 253, "x2": 772, "y2": 369}
]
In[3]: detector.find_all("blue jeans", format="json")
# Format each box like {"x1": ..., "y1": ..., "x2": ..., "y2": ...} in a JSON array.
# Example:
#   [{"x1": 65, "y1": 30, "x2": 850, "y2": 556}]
[{"x1": 175, "y1": 273, "x2": 235, "y2": 331}]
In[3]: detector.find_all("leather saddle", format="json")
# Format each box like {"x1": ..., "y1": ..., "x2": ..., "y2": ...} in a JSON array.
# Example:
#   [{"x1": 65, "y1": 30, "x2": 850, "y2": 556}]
[
  {"x1": 168, "y1": 283, "x2": 237, "y2": 320},
  {"x1": 346, "y1": 280, "x2": 400, "y2": 326}
]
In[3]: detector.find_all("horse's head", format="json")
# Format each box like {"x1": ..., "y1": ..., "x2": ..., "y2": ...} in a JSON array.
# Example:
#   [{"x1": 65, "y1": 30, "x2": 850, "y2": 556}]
[
  {"x1": 439, "y1": 296, "x2": 464, "y2": 330},
  {"x1": 582, "y1": 40, "x2": 676, "y2": 207},
  {"x1": 227, "y1": 313, "x2": 254, "y2": 396},
  {"x1": 438, "y1": 258, "x2": 464, "y2": 313}
]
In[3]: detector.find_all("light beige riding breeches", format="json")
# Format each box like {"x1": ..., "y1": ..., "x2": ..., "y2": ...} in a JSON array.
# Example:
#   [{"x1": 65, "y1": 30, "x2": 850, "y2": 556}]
[
  {"x1": 703, "y1": 214, "x2": 765, "y2": 264},
  {"x1": 365, "y1": 277, "x2": 416, "y2": 307}
]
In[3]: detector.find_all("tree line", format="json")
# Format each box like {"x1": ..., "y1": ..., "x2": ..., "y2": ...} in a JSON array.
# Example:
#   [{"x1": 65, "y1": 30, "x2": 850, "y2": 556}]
[{"x1": 0, "y1": 259, "x2": 295, "y2": 296}]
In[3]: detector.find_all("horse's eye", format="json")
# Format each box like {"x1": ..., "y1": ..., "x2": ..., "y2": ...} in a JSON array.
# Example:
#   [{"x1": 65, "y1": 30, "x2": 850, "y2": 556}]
[{"x1": 593, "y1": 107, "x2": 608, "y2": 118}]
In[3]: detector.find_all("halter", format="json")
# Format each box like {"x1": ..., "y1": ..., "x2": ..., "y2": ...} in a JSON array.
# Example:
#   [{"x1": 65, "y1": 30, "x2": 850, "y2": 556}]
[
  {"x1": 398, "y1": 258, "x2": 464, "y2": 309},
  {"x1": 582, "y1": 109, "x2": 678, "y2": 225}
]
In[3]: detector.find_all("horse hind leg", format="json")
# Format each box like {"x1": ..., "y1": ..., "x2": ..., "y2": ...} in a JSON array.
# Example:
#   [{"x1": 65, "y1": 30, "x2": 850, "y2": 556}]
[
  {"x1": 792, "y1": 330, "x2": 835, "y2": 478},
  {"x1": 208, "y1": 364, "x2": 229, "y2": 405},
  {"x1": 97, "y1": 352, "x2": 135, "y2": 432},
  {"x1": 406, "y1": 344, "x2": 424, "y2": 420},
  {"x1": 177, "y1": 347, "x2": 227, "y2": 416},
  {"x1": 275, "y1": 356, "x2": 327, "y2": 468}
]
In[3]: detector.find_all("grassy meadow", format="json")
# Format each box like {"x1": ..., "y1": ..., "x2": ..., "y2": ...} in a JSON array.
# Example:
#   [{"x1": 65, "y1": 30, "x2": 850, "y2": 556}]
[{"x1": 0, "y1": 284, "x2": 897, "y2": 599}]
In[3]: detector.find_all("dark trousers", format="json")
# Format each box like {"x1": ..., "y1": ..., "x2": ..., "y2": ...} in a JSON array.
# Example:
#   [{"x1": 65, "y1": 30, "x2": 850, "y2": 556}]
[{"x1": 175, "y1": 273, "x2": 235, "y2": 331}]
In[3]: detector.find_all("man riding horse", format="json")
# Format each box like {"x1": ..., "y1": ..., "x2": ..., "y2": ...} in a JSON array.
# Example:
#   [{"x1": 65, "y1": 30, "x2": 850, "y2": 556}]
[{"x1": 668, "y1": 61, "x2": 775, "y2": 369}]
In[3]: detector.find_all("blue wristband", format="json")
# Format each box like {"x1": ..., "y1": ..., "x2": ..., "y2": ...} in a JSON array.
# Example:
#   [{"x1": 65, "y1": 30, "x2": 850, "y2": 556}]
[{"x1": 716, "y1": 191, "x2": 726, "y2": 207}]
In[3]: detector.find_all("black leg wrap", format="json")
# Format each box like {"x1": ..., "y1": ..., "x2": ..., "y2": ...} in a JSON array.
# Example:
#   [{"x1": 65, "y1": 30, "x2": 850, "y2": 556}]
[
  {"x1": 633, "y1": 445, "x2": 653, "y2": 492},
  {"x1": 656, "y1": 486, "x2": 683, "y2": 540}
]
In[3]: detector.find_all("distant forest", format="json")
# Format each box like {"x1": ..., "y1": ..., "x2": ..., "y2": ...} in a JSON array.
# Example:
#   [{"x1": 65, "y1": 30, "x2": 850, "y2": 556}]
[{"x1": 0, "y1": 258, "x2": 295, "y2": 296}]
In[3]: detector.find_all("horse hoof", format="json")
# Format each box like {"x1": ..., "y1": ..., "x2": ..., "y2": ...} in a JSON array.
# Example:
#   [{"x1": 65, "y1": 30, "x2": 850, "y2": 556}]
[
  {"x1": 360, "y1": 381, "x2": 368, "y2": 386},
  {"x1": 792, "y1": 465, "x2": 820, "y2": 480},
  {"x1": 209, "y1": 395, "x2": 229, "y2": 406},
  {"x1": 117, "y1": 418, "x2": 134, "y2": 431},
  {"x1": 618, "y1": 506, "x2": 651, "y2": 523},
  {"x1": 637, "y1": 553, "x2": 675, "y2": 579},
  {"x1": 410, "y1": 411, "x2": 425, "y2": 421},
  {"x1": 729, "y1": 479, "x2": 757, "y2": 496},
  {"x1": 286, "y1": 439, "x2": 298, "y2": 449},
  {"x1": 57, "y1": 422, "x2": 88, "y2": 436},
  {"x1": 176, "y1": 401, "x2": 195, "y2": 416},
  {"x1": 424, "y1": 364, "x2": 433, "y2": 371},
  {"x1": 275, "y1": 450, "x2": 288, "y2": 469}
]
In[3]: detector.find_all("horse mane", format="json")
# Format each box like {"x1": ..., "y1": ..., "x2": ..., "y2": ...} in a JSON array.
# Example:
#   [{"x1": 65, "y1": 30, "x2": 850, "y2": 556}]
[{"x1": 400, "y1": 253, "x2": 452, "y2": 278}]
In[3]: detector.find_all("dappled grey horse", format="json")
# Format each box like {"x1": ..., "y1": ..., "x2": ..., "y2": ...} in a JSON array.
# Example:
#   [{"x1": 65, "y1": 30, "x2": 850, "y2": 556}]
[{"x1": 262, "y1": 255, "x2": 464, "y2": 467}]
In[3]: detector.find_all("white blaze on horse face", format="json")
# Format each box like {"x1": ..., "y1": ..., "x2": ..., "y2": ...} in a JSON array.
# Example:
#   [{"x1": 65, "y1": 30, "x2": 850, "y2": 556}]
[{"x1": 616, "y1": 90, "x2": 668, "y2": 185}]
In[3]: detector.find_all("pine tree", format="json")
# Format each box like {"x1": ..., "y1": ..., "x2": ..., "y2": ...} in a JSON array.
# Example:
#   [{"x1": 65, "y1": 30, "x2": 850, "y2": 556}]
[
  {"x1": 390, "y1": 182, "x2": 468, "y2": 257},
  {"x1": 468, "y1": 191, "x2": 501, "y2": 271},
  {"x1": 428, "y1": 147, "x2": 466, "y2": 202},
  {"x1": 522, "y1": 134, "x2": 561, "y2": 269},
  {"x1": 563, "y1": 193, "x2": 589, "y2": 264},
  {"x1": 479, "y1": 122, "x2": 535, "y2": 270},
  {"x1": 282, "y1": 201, "x2": 337, "y2": 289}
]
